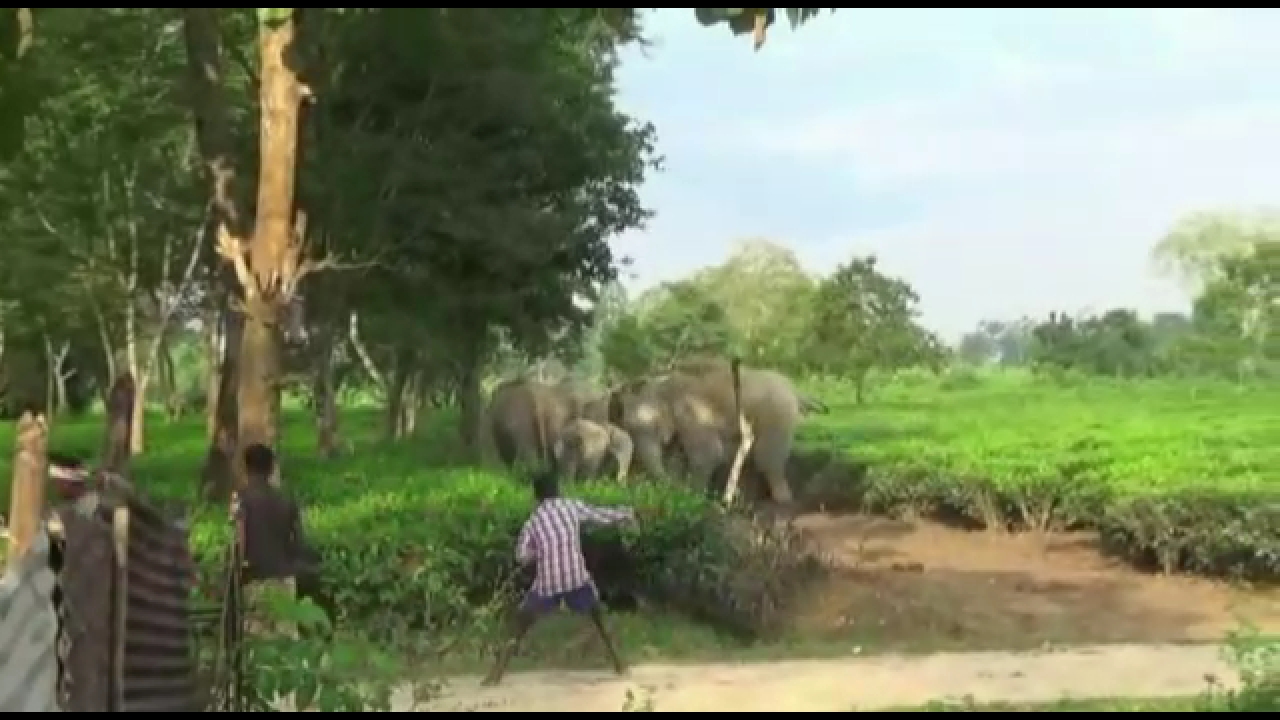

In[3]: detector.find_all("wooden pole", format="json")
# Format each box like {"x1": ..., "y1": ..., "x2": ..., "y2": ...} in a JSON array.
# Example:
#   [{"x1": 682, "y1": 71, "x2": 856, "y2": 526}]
[
  {"x1": 7, "y1": 411, "x2": 48, "y2": 569},
  {"x1": 722, "y1": 357, "x2": 754, "y2": 507}
]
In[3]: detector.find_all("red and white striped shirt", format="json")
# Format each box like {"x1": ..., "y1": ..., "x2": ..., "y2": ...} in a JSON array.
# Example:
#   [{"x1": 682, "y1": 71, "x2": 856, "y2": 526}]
[{"x1": 516, "y1": 497, "x2": 634, "y2": 595}]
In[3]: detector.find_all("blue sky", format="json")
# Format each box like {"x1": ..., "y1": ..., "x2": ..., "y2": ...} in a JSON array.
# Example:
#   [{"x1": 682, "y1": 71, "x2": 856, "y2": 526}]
[{"x1": 610, "y1": 9, "x2": 1280, "y2": 340}]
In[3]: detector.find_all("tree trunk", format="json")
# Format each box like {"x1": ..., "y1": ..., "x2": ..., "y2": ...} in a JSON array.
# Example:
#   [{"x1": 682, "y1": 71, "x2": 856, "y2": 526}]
[
  {"x1": 124, "y1": 222, "x2": 145, "y2": 455},
  {"x1": 41, "y1": 333, "x2": 59, "y2": 417},
  {"x1": 202, "y1": 304, "x2": 241, "y2": 500},
  {"x1": 204, "y1": 303, "x2": 224, "y2": 439},
  {"x1": 385, "y1": 360, "x2": 407, "y2": 440},
  {"x1": 185, "y1": 7, "x2": 245, "y2": 499},
  {"x1": 185, "y1": 7, "x2": 308, "y2": 492},
  {"x1": 313, "y1": 337, "x2": 340, "y2": 458},
  {"x1": 101, "y1": 374, "x2": 136, "y2": 476},
  {"x1": 237, "y1": 295, "x2": 282, "y2": 458},
  {"x1": 234, "y1": 10, "x2": 305, "y2": 487},
  {"x1": 159, "y1": 337, "x2": 180, "y2": 420},
  {"x1": 458, "y1": 362, "x2": 484, "y2": 452},
  {"x1": 43, "y1": 336, "x2": 53, "y2": 416},
  {"x1": 130, "y1": 372, "x2": 148, "y2": 453},
  {"x1": 400, "y1": 371, "x2": 419, "y2": 437}
]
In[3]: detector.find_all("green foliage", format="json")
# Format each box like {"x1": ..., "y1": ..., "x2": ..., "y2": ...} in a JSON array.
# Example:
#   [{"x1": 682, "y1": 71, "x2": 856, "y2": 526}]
[
  {"x1": 595, "y1": 246, "x2": 938, "y2": 391},
  {"x1": 302, "y1": 8, "x2": 658, "y2": 407},
  {"x1": 169, "y1": 413, "x2": 822, "y2": 647},
  {"x1": 804, "y1": 255, "x2": 939, "y2": 400},
  {"x1": 241, "y1": 592, "x2": 410, "y2": 712},
  {"x1": 1019, "y1": 225, "x2": 1278, "y2": 383},
  {"x1": 690, "y1": 239, "x2": 817, "y2": 373},
  {"x1": 799, "y1": 371, "x2": 1280, "y2": 579},
  {"x1": 1211, "y1": 628, "x2": 1280, "y2": 712}
]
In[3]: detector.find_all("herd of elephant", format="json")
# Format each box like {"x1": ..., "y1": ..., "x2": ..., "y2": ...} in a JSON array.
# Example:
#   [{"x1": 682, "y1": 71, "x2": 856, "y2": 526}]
[{"x1": 486, "y1": 357, "x2": 827, "y2": 505}]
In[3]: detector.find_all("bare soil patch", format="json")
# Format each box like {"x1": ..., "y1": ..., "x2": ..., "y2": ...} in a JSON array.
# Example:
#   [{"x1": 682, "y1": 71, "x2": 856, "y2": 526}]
[{"x1": 789, "y1": 513, "x2": 1280, "y2": 652}]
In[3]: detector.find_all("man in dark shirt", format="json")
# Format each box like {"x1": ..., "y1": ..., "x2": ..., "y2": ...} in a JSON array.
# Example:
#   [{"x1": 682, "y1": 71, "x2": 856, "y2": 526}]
[{"x1": 234, "y1": 443, "x2": 310, "y2": 636}]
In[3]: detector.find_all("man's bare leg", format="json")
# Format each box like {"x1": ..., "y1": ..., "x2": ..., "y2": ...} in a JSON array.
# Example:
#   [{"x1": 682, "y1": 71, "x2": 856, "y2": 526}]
[
  {"x1": 587, "y1": 605, "x2": 627, "y2": 675},
  {"x1": 482, "y1": 608, "x2": 538, "y2": 686}
]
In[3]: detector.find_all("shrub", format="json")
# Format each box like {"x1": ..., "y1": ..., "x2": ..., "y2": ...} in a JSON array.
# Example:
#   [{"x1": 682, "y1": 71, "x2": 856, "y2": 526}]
[
  {"x1": 189, "y1": 466, "x2": 824, "y2": 646},
  {"x1": 1202, "y1": 628, "x2": 1280, "y2": 712}
]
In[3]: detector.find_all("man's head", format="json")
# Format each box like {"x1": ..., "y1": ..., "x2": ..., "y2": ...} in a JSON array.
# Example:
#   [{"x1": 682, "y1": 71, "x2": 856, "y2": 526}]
[
  {"x1": 48, "y1": 452, "x2": 89, "y2": 499},
  {"x1": 48, "y1": 452, "x2": 85, "y2": 473},
  {"x1": 243, "y1": 443, "x2": 275, "y2": 484},
  {"x1": 531, "y1": 467, "x2": 560, "y2": 502}
]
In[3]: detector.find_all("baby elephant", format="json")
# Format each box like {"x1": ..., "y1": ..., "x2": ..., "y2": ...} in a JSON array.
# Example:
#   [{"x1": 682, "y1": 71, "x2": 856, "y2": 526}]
[{"x1": 553, "y1": 418, "x2": 634, "y2": 483}]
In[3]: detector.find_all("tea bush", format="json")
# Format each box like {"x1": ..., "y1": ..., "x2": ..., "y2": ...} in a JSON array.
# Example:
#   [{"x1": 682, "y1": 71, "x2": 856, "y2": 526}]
[
  {"x1": 0, "y1": 409, "x2": 821, "y2": 645},
  {"x1": 798, "y1": 372, "x2": 1280, "y2": 580},
  {"x1": 186, "y1": 462, "x2": 823, "y2": 644}
]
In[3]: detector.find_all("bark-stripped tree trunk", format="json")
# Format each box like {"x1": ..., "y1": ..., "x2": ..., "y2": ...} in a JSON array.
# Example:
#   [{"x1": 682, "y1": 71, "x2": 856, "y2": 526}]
[
  {"x1": 234, "y1": 10, "x2": 305, "y2": 477},
  {"x1": 187, "y1": 8, "x2": 314, "y2": 491},
  {"x1": 187, "y1": 8, "x2": 307, "y2": 493}
]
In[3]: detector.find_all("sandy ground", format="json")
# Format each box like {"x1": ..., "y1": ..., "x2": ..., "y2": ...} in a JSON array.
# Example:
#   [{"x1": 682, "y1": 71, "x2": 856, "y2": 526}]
[{"x1": 412, "y1": 643, "x2": 1236, "y2": 712}]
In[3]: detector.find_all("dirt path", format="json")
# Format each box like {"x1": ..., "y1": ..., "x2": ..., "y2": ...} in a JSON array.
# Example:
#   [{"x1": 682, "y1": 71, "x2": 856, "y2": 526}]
[
  {"x1": 400, "y1": 513, "x2": 1271, "y2": 712},
  {"x1": 412, "y1": 643, "x2": 1234, "y2": 712}
]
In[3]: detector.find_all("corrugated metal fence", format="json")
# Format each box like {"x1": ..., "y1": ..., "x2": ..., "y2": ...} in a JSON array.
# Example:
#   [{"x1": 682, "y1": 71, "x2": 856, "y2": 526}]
[
  {"x1": 117, "y1": 496, "x2": 198, "y2": 712},
  {"x1": 0, "y1": 491, "x2": 199, "y2": 713},
  {"x1": 58, "y1": 504, "x2": 116, "y2": 712},
  {"x1": 0, "y1": 532, "x2": 60, "y2": 712}
]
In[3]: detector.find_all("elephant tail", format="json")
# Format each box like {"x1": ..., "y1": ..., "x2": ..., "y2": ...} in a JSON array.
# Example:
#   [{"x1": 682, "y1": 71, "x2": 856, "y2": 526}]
[{"x1": 799, "y1": 394, "x2": 829, "y2": 415}]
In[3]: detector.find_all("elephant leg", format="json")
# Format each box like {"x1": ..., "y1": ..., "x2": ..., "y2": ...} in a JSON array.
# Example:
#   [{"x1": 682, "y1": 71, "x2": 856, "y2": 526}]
[
  {"x1": 614, "y1": 436, "x2": 633, "y2": 484},
  {"x1": 632, "y1": 434, "x2": 666, "y2": 479},
  {"x1": 751, "y1": 424, "x2": 795, "y2": 505},
  {"x1": 494, "y1": 431, "x2": 517, "y2": 469},
  {"x1": 562, "y1": 456, "x2": 580, "y2": 482},
  {"x1": 678, "y1": 427, "x2": 724, "y2": 494},
  {"x1": 583, "y1": 449, "x2": 604, "y2": 480}
]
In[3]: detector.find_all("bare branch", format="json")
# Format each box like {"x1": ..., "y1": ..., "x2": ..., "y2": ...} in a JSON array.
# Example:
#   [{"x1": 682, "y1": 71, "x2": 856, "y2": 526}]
[
  {"x1": 347, "y1": 311, "x2": 387, "y2": 391},
  {"x1": 216, "y1": 227, "x2": 255, "y2": 299},
  {"x1": 294, "y1": 253, "x2": 380, "y2": 284}
]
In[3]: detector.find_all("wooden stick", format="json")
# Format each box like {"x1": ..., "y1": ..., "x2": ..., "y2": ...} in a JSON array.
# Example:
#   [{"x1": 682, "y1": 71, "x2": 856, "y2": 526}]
[
  {"x1": 110, "y1": 505, "x2": 130, "y2": 712},
  {"x1": 722, "y1": 357, "x2": 752, "y2": 507},
  {"x1": 723, "y1": 414, "x2": 754, "y2": 507},
  {"x1": 7, "y1": 411, "x2": 48, "y2": 569}
]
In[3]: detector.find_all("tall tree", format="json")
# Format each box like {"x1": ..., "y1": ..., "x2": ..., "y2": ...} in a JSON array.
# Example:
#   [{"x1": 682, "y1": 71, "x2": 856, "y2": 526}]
[
  {"x1": 803, "y1": 255, "x2": 931, "y2": 402},
  {"x1": 1151, "y1": 210, "x2": 1278, "y2": 293}
]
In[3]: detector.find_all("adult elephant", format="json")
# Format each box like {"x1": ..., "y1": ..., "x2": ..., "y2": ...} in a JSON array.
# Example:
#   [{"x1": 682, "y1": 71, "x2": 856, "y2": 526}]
[
  {"x1": 487, "y1": 377, "x2": 579, "y2": 470},
  {"x1": 609, "y1": 358, "x2": 817, "y2": 505}
]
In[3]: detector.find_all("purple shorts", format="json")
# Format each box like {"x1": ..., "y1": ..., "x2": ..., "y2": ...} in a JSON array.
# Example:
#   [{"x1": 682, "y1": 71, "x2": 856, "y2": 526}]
[{"x1": 521, "y1": 584, "x2": 599, "y2": 615}]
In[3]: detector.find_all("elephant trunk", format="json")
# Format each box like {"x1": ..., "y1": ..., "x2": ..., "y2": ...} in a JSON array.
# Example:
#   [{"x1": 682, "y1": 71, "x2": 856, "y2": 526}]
[{"x1": 799, "y1": 394, "x2": 828, "y2": 415}]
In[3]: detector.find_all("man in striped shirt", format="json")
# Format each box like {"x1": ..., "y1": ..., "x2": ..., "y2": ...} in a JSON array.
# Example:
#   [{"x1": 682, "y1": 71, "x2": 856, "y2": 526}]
[{"x1": 482, "y1": 469, "x2": 636, "y2": 686}]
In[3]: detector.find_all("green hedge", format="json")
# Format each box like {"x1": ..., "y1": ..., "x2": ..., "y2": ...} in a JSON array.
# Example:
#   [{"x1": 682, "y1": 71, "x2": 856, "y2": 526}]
[
  {"x1": 189, "y1": 467, "x2": 824, "y2": 642},
  {"x1": 792, "y1": 374, "x2": 1280, "y2": 583},
  {"x1": 795, "y1": 452, "x2": 1280, "y2": 581}
]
